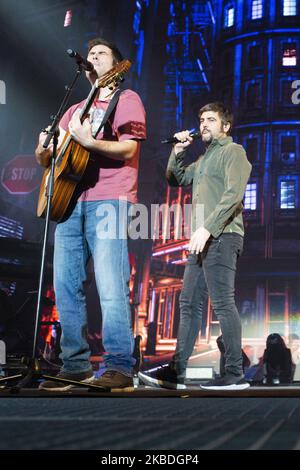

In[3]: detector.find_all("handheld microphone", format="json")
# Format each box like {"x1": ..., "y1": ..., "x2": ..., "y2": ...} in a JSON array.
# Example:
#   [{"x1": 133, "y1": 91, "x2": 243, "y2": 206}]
[
  {"x1": 67, "y1": 49, "x2": 94, "y2": 72},
  {"x1": 161, "y1": 129, "x2": 201, "y2": 144}
]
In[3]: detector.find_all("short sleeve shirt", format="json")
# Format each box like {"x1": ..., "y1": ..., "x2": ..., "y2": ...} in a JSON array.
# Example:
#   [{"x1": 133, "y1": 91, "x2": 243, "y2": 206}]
[{"x1": 59, "y1": 89, "x2": 146, "y2": 203}]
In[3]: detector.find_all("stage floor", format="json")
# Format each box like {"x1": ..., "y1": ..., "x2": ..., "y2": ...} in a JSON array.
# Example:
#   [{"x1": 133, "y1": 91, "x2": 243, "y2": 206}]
[
  {"x1": 1, "y1": 383, "x2": 300, "y2": 397},
  {"x1": 0, "y1": 391, "x2": 300, "y2": 450}
]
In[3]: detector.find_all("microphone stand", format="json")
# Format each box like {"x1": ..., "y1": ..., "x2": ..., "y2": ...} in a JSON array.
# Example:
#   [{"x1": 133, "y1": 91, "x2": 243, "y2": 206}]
[{"x1": 3, "y1": 66, "x2": 84, "y2": 392}]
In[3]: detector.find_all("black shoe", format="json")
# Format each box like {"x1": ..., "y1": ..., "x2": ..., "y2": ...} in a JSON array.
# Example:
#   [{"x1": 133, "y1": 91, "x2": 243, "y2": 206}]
[
  {"x1": 39, "y1": 370, "x2": 94, "y2": 391},
  {"x1": 200, "y1": 375, "x2": 250, "y2": 390},
  {"x1": 91, "y1": 370, "x2": 133, "y2": 390},
  {"x1": 138, "y1": 365, "x2": 186, "y2": 390}
]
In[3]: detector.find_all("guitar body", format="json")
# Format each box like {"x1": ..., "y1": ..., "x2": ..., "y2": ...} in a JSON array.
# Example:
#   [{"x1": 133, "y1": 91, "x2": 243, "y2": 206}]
[
  {"x1": 37, "y1": 133, "x2": 90, "y2": 221},
  {"x1": 36, "y1": 59, "x2": 132, "y2": 222}
]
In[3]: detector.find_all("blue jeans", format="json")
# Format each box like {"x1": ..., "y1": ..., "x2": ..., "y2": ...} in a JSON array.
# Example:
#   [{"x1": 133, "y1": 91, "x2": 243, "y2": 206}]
[
  {"x1": 54, "y1": 199, "x2": 135, "y2": 376},
  {"x1": 171, "y1": 233, "x2": 244, "y2": 377}
]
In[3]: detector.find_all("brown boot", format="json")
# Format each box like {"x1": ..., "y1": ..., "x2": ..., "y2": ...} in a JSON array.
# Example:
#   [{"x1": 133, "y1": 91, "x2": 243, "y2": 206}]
[{"x1": 92, "y1": 370, "x2": 134, "y2": 391}]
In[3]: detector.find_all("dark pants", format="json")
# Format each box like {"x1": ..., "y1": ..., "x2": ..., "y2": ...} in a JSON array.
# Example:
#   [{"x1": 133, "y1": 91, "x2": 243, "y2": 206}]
[{"x1": 170, "y1": 233, "x2": 244, "y2": 378}]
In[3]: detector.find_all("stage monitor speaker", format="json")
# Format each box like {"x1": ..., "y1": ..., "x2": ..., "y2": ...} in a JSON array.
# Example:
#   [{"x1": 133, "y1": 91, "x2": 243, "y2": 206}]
[
  {"x1": 185, "y1": 366, "x2": 215, "y2": 382},
  {"x1": 0, "y1": 339, "x2": 5, "y2": 366}
]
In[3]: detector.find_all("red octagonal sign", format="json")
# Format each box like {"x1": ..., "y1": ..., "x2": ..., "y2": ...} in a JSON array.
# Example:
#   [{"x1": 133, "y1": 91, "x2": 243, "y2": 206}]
[{"x1": 1, "y1": 155, "x2": 41, "y2": 195}]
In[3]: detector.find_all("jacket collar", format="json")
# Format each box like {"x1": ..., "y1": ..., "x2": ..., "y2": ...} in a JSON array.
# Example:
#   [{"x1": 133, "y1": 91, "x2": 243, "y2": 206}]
[
  {"x1": 205, "y1": 136, "x2": 232, "y2": 152},
  {"x1": 214, "y1": 136, "x2": 233, "y2": 146}
]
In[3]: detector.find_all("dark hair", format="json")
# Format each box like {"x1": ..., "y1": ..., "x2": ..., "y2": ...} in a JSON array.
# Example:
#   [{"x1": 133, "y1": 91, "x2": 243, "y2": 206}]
[
  {"x1": 87, "y1": 37, "x2": 123, "y2": 64},
  {"x1": 263, "y1": 333, "x2": 293, "y2": 383},
  {"x1": 198, "y1": 102, "x2": 233, "y2": 133},
  {"x1": 266, "y1": 333, "x2": 287, "y2": 350}
]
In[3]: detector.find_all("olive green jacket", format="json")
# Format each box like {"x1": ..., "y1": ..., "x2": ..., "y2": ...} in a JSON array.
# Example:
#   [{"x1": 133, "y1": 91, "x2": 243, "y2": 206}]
[{"x1": 166, "y1": 136, "x2": 252, "y2": 238}]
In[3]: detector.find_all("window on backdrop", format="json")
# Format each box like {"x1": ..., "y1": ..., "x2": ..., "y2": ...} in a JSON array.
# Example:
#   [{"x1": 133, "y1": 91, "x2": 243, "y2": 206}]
[
  {"x1": 280, "y1": 179, "x2": 297, "y2": 209},
  {"x1": 282, "y1": 43, "x2": 297, "y2": 66},
  {"x1": 283, "y1": 0, "x2": 297, "y2": 16},
  {"x1": 251, "y1": 0, "x2": 263, "y2": 19},
  {"x1": 224, "y1": 5, "x2": 235, "y2": 27},
  {"x1": 244, "y1": 183, "x2": 257, "y2": 210}
]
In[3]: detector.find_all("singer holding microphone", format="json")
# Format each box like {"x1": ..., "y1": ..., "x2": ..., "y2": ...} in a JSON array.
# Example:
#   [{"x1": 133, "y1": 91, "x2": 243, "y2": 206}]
[
  {"x1": 139, "y1": 102, "x2": 252, "y2": 390},
  {"x1": 36, "y1": 38, "x2": 146, "y2": 391}
]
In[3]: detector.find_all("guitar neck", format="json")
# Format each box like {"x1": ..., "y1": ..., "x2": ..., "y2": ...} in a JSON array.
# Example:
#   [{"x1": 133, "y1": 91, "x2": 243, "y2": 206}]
[
  {"x1": 78, "y1": 82, "x2": 100, "y2": 122},
  {"x1": 54, "y1": 59, "x2": 131, "y2": 166},
  {"x1": 56, "y1": 83, "x2": 100, "y2": 166}
]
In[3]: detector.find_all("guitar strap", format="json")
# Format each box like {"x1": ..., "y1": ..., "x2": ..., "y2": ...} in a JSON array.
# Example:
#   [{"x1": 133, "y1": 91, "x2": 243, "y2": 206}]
[{"x1": 92, "y1": 88, "x2": 122, "y2": 139}]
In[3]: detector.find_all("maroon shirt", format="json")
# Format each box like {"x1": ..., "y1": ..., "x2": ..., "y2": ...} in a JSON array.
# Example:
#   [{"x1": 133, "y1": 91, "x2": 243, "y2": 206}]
[{"x1": 60, "y1": 89, "x2": 146, "y2": 203}]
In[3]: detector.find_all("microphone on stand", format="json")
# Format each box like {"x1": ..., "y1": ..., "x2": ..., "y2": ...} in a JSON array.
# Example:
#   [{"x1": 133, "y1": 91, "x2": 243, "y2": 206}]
[
  {"x1": 161, "y1": 129, "x2": 201, "y2": 144},
  {"x1": 67, "y1": 49, "x2": 95, "y2": 72}
]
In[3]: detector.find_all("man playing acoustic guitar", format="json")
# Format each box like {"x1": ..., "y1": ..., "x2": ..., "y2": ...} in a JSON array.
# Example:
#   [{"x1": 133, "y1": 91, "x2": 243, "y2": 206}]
[{"x1": 35, "y1": 37, "x2": 146, "y2": 391}]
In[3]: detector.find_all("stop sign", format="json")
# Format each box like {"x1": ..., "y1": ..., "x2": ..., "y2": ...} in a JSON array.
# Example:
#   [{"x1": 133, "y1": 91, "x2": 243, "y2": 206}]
[{"x1": 1, "y1": 155, "x2": 41, "y2": 195}]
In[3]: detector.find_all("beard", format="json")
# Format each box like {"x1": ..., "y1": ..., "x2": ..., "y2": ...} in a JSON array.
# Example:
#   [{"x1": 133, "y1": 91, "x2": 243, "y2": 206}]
[
  {"x1": 201, "y1": 122, "x2": 227, "y2": 145},
  {"x1": 201, "y1": 130, "x2": 213, "y2": 144}
]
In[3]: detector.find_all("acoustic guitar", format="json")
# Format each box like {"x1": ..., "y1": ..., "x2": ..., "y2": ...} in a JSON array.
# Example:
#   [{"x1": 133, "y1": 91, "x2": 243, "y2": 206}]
[{"x1": 37, "y1": 59, "x2": 131, "y2": 222}]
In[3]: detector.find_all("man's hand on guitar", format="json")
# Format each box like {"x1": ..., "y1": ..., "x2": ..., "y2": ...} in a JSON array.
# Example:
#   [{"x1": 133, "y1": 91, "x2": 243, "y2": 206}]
[
  {"x1": 35, "y1": 127, "x2": 54, "y2": 167},
  {"x1": 35, "y1": 126, "x2": 64, "y2": 167},
  {"x1": 69, "y1": 113, "x2": 94, "y2": 149},
  {"x1": 39, "y1": 127, "x2": 54, "y2": 149}
]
